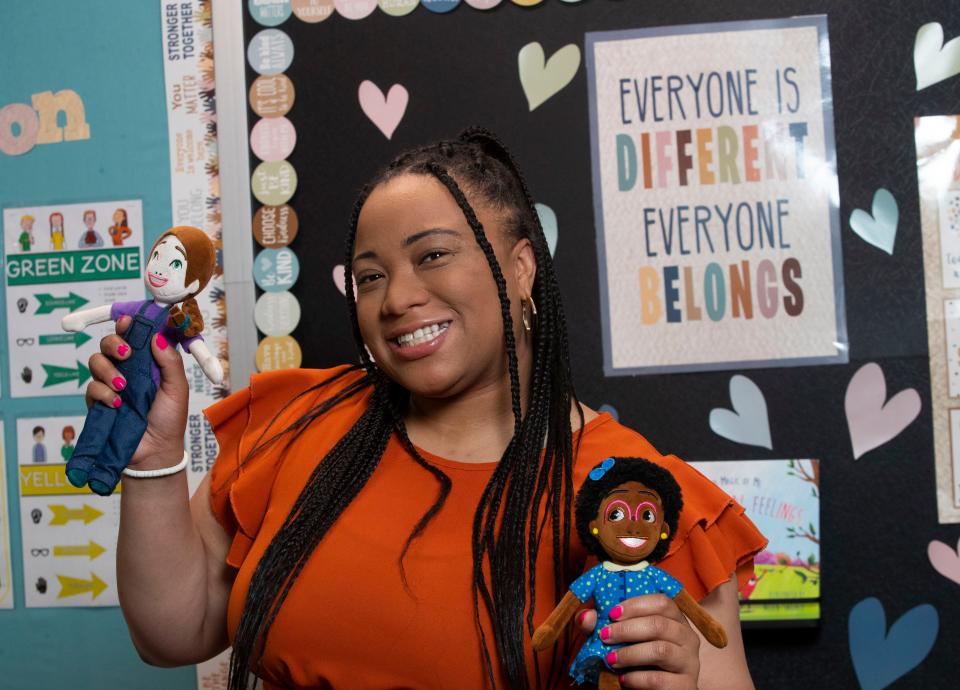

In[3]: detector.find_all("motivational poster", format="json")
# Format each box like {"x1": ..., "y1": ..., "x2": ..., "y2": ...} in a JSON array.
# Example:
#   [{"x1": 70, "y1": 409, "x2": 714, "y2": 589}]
[{"x1": 586, "y1": 17, "x2": 846, "y2": 375}]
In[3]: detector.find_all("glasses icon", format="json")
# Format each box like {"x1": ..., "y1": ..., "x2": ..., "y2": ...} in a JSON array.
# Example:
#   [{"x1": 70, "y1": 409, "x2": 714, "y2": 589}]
[
  {"x1": 16, "y1": 338, "x2": 35, "y2": 346},
  {"x1": 30, "y1": 548, "x2": 49, "y2": 557}
]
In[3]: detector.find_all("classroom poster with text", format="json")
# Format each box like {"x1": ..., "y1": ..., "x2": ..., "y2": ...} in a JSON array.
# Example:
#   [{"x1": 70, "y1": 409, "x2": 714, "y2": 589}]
[
  {"x1": 586, "y1": 16, "x2": 846, "y2": 375},
  {"x1": 3, "y1": 200, "x2": 144, "y2": 398}
]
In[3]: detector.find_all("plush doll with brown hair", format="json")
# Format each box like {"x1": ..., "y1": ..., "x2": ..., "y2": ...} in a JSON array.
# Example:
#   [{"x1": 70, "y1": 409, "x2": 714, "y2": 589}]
[
  {"x1": 60, "y1": 226, "x2": 221, "y2": 495},
  {"x1": 532, "y1": 457, "x2": 728, "y2": 689}
]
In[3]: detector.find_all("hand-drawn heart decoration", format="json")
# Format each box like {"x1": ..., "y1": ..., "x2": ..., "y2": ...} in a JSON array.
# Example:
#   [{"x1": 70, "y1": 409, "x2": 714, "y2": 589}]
[
  {"x1": 845, "y1": 362, "x2": 921, "y2": 459},
  {"x1": 708, "y1": 375, "x2": 772, "y2": 449},
  {"x1": 534, "y1": 203, "x2": 558, "y2": 257},
  {"x1": 928, "y1": 538, "x2": 960, "y2": 586},
  {"x1": 915, "y1": 22, "x2": 960, "y2": 90},
  {"x1": 518, "y1": 42, "x2": 581, "y2": 111},
  {"x1": 848, "y1": 597, "x2": 939, "y2": 690},
  {"x1": 849, "y1": 188, "x2": 898, "y2": 255},
  {"x1": 358, "y1": 80, "x2": 409, "y2": 139}
]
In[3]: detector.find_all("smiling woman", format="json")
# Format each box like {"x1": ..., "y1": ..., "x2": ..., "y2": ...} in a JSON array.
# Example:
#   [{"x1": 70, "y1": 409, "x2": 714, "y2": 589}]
[{"x1": 102, "y1": 129, "x2": 766, "y2": 690}]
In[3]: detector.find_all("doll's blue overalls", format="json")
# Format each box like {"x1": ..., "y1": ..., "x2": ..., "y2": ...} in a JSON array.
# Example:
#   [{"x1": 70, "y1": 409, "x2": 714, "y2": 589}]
[{"x1": 66, "y1": 302, "x2": 172, "y2": 496}]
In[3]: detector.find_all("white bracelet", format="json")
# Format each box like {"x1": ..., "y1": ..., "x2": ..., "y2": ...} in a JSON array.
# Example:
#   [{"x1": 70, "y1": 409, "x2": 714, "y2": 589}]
[{"x1": 122, "y1": 451, "x2": 189, "y2": 478}]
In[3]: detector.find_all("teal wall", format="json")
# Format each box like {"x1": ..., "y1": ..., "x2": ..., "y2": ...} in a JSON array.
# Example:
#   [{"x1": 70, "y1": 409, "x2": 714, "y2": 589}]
[{"x1": 0, "y1": 2, "x2": 193, "y2": 687}]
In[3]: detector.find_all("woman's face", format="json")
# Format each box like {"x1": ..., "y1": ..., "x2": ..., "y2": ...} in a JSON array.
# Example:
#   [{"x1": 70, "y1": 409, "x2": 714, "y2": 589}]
[
  {"x1": 352, "y1": 173, "x2": 535, "y2": 400},
  {"x1": 113, "y1": 209, "x2": 124, "y2": 224},
  {"x1": 588, "y1": 480, "x2": 669, "y2": 565}
]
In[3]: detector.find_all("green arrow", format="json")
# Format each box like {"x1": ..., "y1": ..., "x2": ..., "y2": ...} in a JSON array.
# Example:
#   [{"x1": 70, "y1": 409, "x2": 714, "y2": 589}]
[
  {"x1": 39, "y1": 332, "x2": 92, "y2": 348},
  {"x1": 41, "y1": 360, "x2": 91, "y2": 388},
  {"x1": 34, "y1": 292, "x2": 89, "y2": 315}
]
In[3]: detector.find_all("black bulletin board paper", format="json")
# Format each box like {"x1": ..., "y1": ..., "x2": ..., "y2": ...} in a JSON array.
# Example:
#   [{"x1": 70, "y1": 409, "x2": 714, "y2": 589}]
[{"x1": 243, "y1": 1, "x2": 960, "y2": 687}]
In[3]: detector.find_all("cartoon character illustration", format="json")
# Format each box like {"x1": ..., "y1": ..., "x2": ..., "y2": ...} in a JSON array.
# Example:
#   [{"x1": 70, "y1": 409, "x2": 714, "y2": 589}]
[
  {"x1": 61, "y1": 226, "x2": 223, "y2": 496},
  {"x1": 49, "y1": 212, "x2": 65, "y2": 250},
  {"x1": 108, "y1": 208, "x2": 133, "y2": 246},
  {"x1": 61, "y1": 425, "x2": 76, "y2": 461},
  {"x1": 31, "y1": 426, "x2": 47, "y2": 463},
  {"x1": 78, "y1": 209, "x2": 104, "y2": 248},
  {"x1": 532, "y1": 457, "x2": 728, "y2": 689},
  {"x1": 18, "y1": 215, "x2": 35, "y2": 251}
]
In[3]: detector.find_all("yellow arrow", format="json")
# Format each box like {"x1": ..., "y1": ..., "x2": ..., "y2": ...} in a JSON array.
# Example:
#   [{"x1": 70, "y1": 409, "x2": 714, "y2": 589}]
[
  {"x1": 56, "y1": 572, "x2": 108, "y2": 599},
  {"x1": 49, "y1": 504, "x2": 103, "y2": 525},
  {"x1": 53, "y1": 540, "x2": 107, "y2": 560}
]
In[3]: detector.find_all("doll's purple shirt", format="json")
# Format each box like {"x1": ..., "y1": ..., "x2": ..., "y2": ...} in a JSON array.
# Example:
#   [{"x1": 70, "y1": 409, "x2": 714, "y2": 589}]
[{"x1": 111, "y1": 300, "x2": 203, "y2": 388}]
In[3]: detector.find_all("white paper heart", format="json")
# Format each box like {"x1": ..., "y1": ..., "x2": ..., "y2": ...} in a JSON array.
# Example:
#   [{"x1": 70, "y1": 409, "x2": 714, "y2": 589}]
[
  {"x1": 709, "y1": 375, "x2": 772, "y2": 449},
  {"x1": 849, "y1": 188, "x2": 899, "y2": 255},
  {"x1": 915, "y1": 22, "x2": 960, "y2": 90}
]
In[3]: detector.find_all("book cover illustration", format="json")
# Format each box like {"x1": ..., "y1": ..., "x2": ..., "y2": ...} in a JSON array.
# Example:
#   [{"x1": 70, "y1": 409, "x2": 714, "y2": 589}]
[{"x1": 690, "y1": 458, "x2": 820, "y2": 626}]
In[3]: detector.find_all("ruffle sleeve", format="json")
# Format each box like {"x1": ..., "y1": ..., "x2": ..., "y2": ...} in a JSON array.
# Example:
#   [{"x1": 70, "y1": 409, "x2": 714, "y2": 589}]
[
  {"x1": 656, "y1": 454, "x2": 768, "y2": 601},
  {"x1": 204, "y1": 365, "x2": 368, "y2": 569}
]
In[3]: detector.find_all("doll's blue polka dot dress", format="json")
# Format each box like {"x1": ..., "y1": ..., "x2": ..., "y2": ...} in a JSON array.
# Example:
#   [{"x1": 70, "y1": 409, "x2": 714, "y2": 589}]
[{"x1": 568, "y1": 562, "x2": 683, "y2": 684}]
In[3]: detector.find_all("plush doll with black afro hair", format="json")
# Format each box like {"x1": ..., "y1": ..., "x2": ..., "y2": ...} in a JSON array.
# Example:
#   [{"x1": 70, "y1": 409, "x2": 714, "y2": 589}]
[{"x1": 532, "y1": 457, "x2": 728, "y2": 689}]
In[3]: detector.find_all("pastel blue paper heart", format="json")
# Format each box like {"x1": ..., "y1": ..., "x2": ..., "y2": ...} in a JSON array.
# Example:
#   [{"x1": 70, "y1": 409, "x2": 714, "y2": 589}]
[
  {"x1": 849, "y1": 597, "x2": 939, "y2": 690},
  {"x1": 535, "y1": 203, "x2": 558, "y2": 257},
  {"x1": 849, "y1": 188, "x2": 898, "y2": 255},
  {"x1": 709, "y1": 375, "x2": 772, "y2": 449},
  {"x1": 598, "y1": 403, "x2": 619, "y2": 422}
]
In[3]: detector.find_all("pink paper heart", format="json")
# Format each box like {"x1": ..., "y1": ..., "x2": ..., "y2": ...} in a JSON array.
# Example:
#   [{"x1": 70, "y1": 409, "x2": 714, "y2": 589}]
[
  {"x1": 928, "y1": 539, "x2": 960, "y2": 585},
  {"x1": 358, "y1": 80, "x2": 408, "y2": 139},
  {"x1": 845, "y1": 362, "x2": 921, "y2": 459},
  {"x1": 332, "y1": 264, "x2": 348, "y2": 296}
]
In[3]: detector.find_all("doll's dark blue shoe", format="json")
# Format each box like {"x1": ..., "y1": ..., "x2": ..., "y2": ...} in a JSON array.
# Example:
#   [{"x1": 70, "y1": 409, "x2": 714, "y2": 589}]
[
  {"x1": 88, "y1": 479, "x2": 113, "y2": 496},
  {"x1": 65, "y1": 467, "x2": 89, "y2": 488},
  {"x1": 87, "y1": 466, "x2": 119, "y2": 496}
]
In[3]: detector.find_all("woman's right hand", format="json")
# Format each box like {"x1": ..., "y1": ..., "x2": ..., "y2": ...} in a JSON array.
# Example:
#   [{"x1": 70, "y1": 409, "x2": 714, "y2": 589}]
[{"x1": 86, "y1": 316, "x2": 190, "y2": 470}]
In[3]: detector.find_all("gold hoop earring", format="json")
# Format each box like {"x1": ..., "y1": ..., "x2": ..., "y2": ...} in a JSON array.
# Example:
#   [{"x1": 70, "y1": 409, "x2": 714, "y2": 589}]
[{"x1": 521, "y1": 296, "x2": 538, "y2": 332}]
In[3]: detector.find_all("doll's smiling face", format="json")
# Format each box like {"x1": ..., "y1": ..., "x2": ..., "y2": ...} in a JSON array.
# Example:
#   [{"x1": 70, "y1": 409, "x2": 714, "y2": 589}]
[
  {"x1": 588, "y1": 481, "x2": 669, "y2": 565},
  {"x1": 146, "y1": 235, "x2": 198, "y2": 304}
]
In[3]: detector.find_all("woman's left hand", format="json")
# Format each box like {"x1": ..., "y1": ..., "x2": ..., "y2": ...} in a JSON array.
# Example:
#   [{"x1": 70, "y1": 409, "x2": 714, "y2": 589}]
[{"x1": 579, "y1": 594, "x2": 701, "y2": 689}]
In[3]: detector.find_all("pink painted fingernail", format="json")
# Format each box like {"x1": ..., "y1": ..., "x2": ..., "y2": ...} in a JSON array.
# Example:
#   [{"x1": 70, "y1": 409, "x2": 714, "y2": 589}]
[
  {"x1": 112, "y1": 397, "x2": 122, "y2": 408},
  {"x1": 605, "y1": 651, "x2": 618, "y2": 665},
  {"x1": 600, "y1": 626, "x2": 611, "y2": 641},
  {"x1": 576, "y1": 610, "x2": 589, "y2": 625},
  {"x1": 609, "y1": 605, "x2": 623, "y2": 620},
  {"x1": 619, "y1": 675, "x2": 627, "y2": 684},
  {"x1": 156, "y1": 334, "x2": 168, "y2": 350},
  {"x1": 117, "y1": 344, "x2": 129, "y2": 356},
  {"x1": 112, "y1": 377, "x2": 125, "y2": 390}
]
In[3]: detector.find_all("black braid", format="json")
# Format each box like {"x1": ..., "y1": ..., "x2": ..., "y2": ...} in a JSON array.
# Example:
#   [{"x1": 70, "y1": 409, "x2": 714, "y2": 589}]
[{"x1": 227, "y1": 130, "x2": 579, "y2": 690}]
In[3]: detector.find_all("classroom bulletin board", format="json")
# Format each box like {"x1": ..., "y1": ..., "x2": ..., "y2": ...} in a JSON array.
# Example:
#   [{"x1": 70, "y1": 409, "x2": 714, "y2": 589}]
[{"x1": 239, "y1": 1, "x2": 960, "y2": 688}]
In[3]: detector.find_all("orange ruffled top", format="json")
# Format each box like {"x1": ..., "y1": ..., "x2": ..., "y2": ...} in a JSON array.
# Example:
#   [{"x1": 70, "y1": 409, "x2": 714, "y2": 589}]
[{"x1": 206, "y1": 366, "x2": 767, "y2": 690}]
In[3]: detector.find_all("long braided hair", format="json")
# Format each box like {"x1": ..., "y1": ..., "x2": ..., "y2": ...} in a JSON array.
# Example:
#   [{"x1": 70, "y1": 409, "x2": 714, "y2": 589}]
[{"x1": 228, "y1": 128, "x2": 581, "y2": 690}]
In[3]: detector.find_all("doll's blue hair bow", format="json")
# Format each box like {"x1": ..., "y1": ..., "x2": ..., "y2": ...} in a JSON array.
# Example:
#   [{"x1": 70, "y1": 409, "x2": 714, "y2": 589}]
[{"x1": 588, "y1": 457, "x2": 615, "y2": 481}]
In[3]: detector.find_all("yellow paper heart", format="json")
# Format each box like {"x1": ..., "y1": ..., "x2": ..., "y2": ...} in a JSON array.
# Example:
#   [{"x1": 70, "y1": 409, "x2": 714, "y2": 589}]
[{"x1": 518, "y1": 42, "x2": 581, "y2": 111}]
